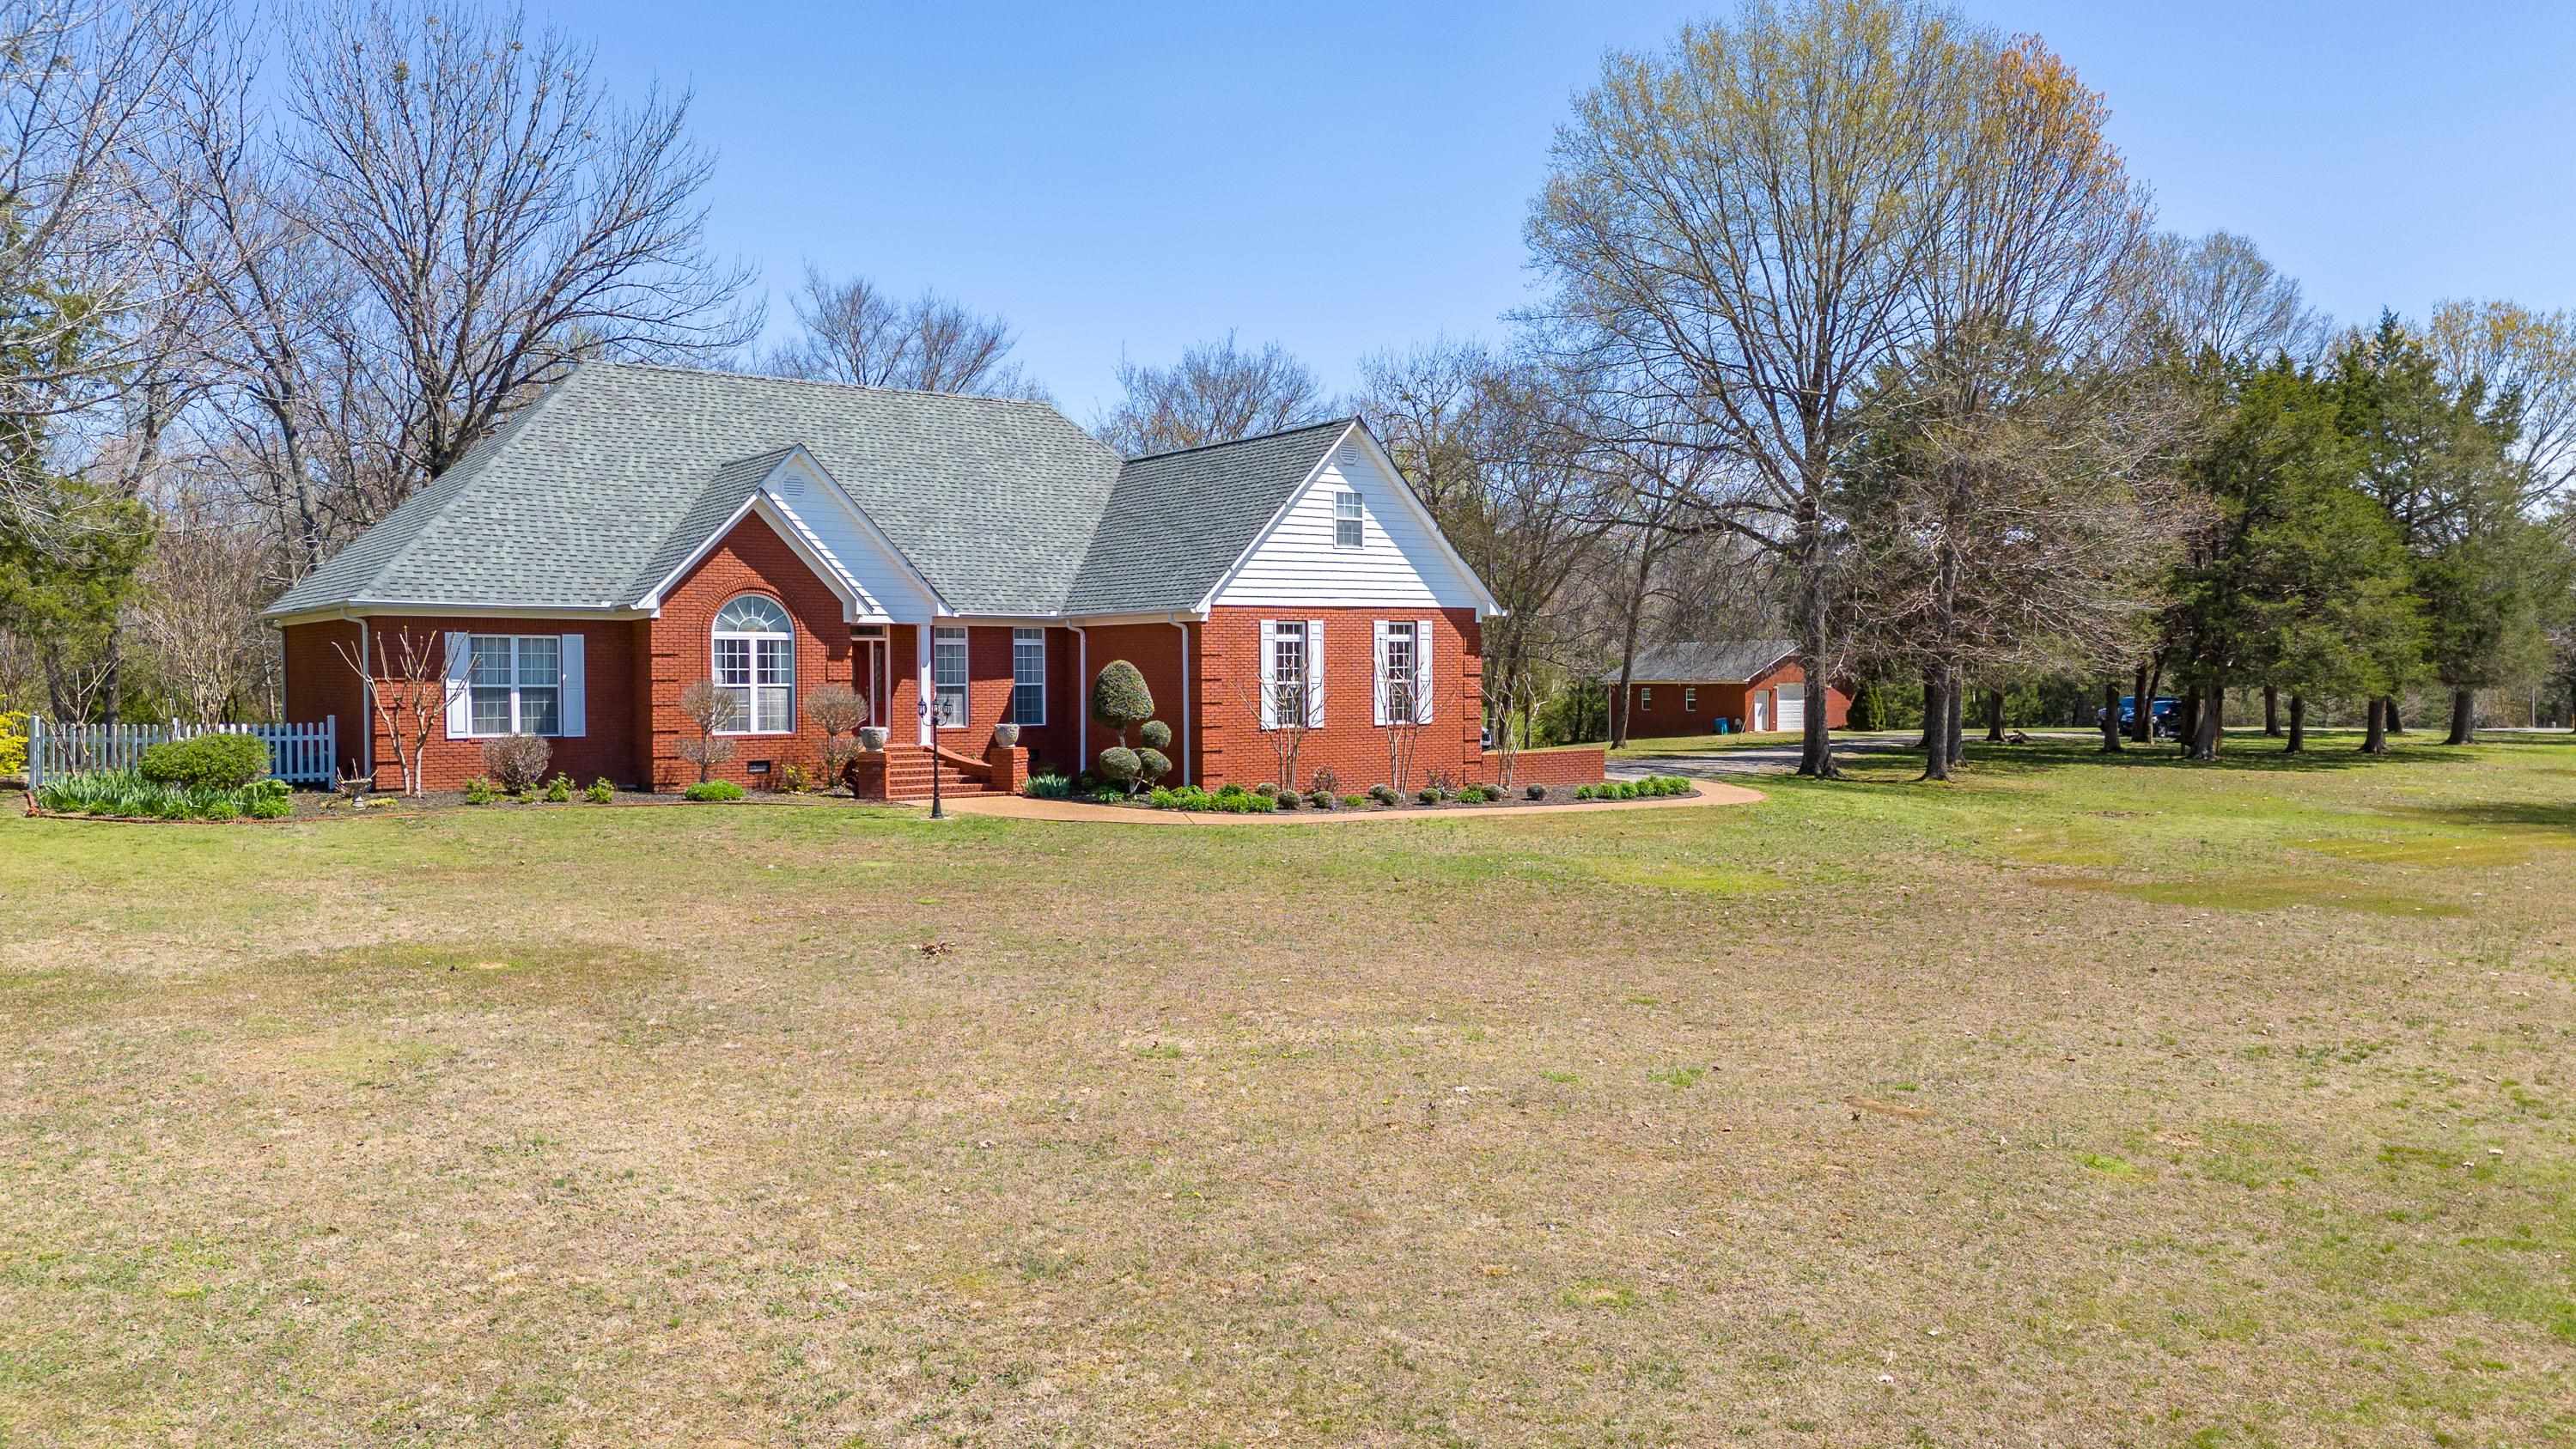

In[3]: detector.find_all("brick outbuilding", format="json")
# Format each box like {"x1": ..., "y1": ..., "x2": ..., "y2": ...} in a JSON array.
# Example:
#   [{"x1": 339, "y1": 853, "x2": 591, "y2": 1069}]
[
  {"x1": 1611, "y1": 640, "x2": 1851, "y2": 739},
  {"x1": 265, "y1": 362, "x2": 1599, "y2": 800}
]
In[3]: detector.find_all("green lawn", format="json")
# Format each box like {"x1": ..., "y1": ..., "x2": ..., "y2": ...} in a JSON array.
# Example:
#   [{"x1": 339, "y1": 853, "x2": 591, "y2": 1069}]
[{"x1": 4, "y1": 737, "x2": 2573, "y2": 1445}]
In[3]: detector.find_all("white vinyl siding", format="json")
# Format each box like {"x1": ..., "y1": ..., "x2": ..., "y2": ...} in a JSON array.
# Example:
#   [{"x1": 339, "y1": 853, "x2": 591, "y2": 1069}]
[
  {"x1": 754, "y1": 456, "x2": 940, "y2": 620},
  {"x1": 932, "y1": 626, "x2": 968, "y2": 728},
  {"x1": 1211, "y1": 435, "x2": 1483, "y2": 609},
  {"x1": 448, "y1": 632, "x2": 578, "y2": 738},
  {"x1": 1010, "y1": 627, "x2": 1045, "y2": 726}
]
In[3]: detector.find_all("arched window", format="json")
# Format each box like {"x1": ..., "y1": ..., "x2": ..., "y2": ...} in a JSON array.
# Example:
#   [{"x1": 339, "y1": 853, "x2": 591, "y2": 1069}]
[{"x1": 712, "y1": 594, "x2": 795, "y2": 733}]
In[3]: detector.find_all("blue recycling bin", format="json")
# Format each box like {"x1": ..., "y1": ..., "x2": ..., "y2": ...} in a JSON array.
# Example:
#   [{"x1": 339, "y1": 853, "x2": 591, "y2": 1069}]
[{"x1": 1714, "y1": 718, "x2": 1731, "y2": 734}]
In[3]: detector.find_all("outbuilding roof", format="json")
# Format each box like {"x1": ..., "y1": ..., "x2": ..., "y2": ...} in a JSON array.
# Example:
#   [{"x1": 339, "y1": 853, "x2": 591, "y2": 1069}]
[{"x1": 1612, "y1": 639, "x2": 1800, "y2": 684}]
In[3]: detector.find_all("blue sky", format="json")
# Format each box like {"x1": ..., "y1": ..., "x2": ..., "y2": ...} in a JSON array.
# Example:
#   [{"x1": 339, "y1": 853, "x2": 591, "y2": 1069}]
[{"x1": 545, "y1": 1, "x2": 2576, "y2": 421}]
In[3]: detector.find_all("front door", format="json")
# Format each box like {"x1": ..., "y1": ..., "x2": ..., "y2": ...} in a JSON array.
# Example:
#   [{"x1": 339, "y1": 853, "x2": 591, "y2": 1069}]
[{"x1": 1753, "y1": 692, "x2": 1769, "y2": 732}]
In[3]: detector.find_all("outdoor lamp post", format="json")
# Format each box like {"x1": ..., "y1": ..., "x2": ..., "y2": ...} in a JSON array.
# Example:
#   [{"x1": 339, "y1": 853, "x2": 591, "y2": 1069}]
[{"x1": 918, "y1": 695, "x2": 944, "y2": 820}]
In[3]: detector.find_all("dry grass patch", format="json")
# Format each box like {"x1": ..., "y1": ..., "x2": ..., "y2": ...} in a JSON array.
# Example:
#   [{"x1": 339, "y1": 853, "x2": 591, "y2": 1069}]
[{"x1": 3, "y1": 735, "x2": 2574, "y2": 1446}]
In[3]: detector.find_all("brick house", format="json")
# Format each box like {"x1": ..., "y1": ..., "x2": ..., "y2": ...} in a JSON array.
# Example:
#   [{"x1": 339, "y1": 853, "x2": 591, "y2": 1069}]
[
  {"x1": 265, "y1": 362, "x2": 1605, "y2": 799},
  {"x1": 1611, "y1": 640, "x2": 1850, "y2": 738}
]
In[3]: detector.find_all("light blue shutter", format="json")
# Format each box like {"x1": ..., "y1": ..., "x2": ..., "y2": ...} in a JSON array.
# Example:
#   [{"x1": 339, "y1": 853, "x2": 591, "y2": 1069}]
[
  {"x1": 558, "y1": 634, "x2": 586, "y2": 737},
  {"x1": 443, "y1": 631, "x2": 472, "y2": 738}
]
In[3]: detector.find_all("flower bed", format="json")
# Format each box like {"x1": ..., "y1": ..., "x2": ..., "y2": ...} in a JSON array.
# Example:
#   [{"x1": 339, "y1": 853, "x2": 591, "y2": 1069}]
[
  {"x1": 29, "y1": 770, "x2": 294, "y2": 821},
  {"x1": 1022, "y1": 775, "x2": 1697, "y2": 815}
]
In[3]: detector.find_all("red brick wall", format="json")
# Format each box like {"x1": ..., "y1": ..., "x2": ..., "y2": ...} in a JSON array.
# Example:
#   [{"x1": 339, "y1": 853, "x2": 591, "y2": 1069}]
[
  {"x1": 304, "y1": 615, "x2": 646, "y2": 792},
  {"x1": 648, "y1": 512, "x2": 856, "y2": 791},
  {"x1": 1501, "y1": 748, "x2": 1608, "y2": 788},
  {"x1": 280, "y1": 619, "x2": 368, "y2": 780},
  {"x1": 913, "y1": 625, "x2": 1075, "y2": 771},
  {"x1": 1075, "y1": 621, "x2": 1197, "y2": 782},
  {"x1": 1197, "y1": 606, "x2": 1483, "y2": 794}
]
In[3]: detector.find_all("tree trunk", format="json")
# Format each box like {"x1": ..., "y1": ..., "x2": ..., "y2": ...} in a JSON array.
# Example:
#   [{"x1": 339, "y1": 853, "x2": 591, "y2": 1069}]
[
  {"x1": 2192, "y1": 685, "x2": 2223, "y2": 760},
  {"x1": 1983, "y1": 687, "x2": 2005, "y2": 743},
  {"x1": 2178, "y1": 690, "x2": 2201, "y2": 752},
  {"x1": 1920, "y1": 667, "x2": 1951, "y2": 782},
  {"x1": 1791, "y1": 492, "x2": 1839, "y2": 779},
  {"x1": 1916, "y1": 673, "x2": 1936, "y2": 749},
  {"x1": 2099, "y1": 679, "x2": 2122, "y2": 752},
  {"x1": 2444, "y1": 687, "x2": 2474, "y2": 746},
  {"x1": 2384, "y1": 695, "x2": 2405, "y2": 734},
  {"x1": 2262, "y1": 684, "x2": 2280, "y2": 737},
  {"x1": 1944, "y1": 667, "x2": 1964, "y2": 770},
  {"x1": 2285, "y1": 694, "x2": 2305, "y2": 753},
  {"x1": 2360, "y1": 697, "x2": 2389, "y2": 753}
]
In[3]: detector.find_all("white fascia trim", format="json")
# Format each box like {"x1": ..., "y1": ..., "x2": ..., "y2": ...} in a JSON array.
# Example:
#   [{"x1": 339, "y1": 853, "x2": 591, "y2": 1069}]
[
  {"x1": 1188, "y1": 419, "x2": 1508, "y2": 618},
  {"x1": 267, "y1": 601, "x2": 654, "y2": 628},
  {"x1": 632, "y1": 491, "x2": 869, "y2": 623}
]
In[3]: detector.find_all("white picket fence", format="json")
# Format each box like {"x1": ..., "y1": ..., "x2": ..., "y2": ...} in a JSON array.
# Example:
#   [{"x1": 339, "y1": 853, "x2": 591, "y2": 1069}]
[{"x1": 24, "y1": 716, "x2": 337, "y2": 789}]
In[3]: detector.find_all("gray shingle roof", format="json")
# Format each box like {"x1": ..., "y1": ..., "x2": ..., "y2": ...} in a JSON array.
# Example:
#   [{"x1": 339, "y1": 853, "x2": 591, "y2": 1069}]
[
  {"x1": 264, "y1": 363, "x2": 1375, "y2": 622},
  {"x1": 1612, "y1": 640, "x2": 1799, "y2": 683},
  {"x1": 1064, "y1": 418, "x2": 1354, "y2": 614},
  {"x1": 266, "y1": 362, "x2": 1135, "y2": 618}
]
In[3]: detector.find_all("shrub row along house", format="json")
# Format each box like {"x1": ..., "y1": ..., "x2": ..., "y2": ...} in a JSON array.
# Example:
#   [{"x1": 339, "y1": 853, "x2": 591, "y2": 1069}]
[
  {"x1": 1611, "y1": 640, "x2": 1851, "y2": 738},
  {"x1": 265, "y1": 363, "x2": 1606, "y2": 798}
]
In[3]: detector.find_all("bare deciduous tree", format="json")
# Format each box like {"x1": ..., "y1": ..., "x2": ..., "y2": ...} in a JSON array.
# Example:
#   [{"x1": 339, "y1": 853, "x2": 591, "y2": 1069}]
[
  {"x1": 1095, "y1": 332, "x2": 1331, "y2": 456},
  {"x1": 801, "y1": 681, "x2": 868, "y2": 790},
  {"x1": 125, "y1": 476, "x2": 272, "y2": 723},
  {"x1": 279, "y1": 0, "x2": 758, "y2": 487},
  {"x1": 1528, "y1": 0, "x2": 1980, "y2": 778},
  {"x1": 332, "y1": 624, "x2": 446, "y2": 795},
  {"x1": 765, "y1": 265, "x2": 1045, "y2": 399},
  {"x1": 676, "y1": 679, "x2": 734, "y2": 782}
]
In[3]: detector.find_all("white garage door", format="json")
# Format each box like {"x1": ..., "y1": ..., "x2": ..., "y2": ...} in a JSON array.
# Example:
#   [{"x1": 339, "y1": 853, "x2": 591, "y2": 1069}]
[{"x1": 1775, "y1": 684, "x2": 1806, "y2": 732}]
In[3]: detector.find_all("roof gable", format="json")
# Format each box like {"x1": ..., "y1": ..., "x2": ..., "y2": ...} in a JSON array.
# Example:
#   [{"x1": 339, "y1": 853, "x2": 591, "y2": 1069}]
[
  {"x1": 1063, "y1": 419, "x2": 1354, "y2": 615},
  {"x1": 1202, "y1": 423, "x2": 1501, "y2": 615}
]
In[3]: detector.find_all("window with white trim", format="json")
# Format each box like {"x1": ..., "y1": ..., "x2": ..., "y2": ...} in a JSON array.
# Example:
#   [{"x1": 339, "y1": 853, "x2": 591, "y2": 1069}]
[
  {"x1": 1684, "y1": 687, "x2": 1696, "y2": 714},
  {"x1": 1270, "y1": 621, "x2": 1306, "y2": 724},
  {"x1": 933, "y1": 625, "x2": 968, "y2": 728},
  {"x1": 468, "y1": 634, "x2": 561, "y2": 735},
  {"x1": 1010, "y1": 627, "x2": 1045, "y2": 725},
  {"x1": 1334, "y1": 490, "x2": 1364, "y2": 549},
  {"x1": 1382, "y1": 620, "x2": 1416, "y2": 715},
  {"x1": 712, "y1": 595, "x2": 795, "y2": 734},
  {"x1": 1638, "y1": 685, "x2": 1652, "y2": 711}
]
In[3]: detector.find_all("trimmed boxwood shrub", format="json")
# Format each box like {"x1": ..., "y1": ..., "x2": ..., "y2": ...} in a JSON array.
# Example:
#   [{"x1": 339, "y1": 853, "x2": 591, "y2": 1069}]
[
  {"x1": 1091, "y1": 661, "x2": 1154, "y2": 732},
  {"x1": 683, "y1": 780, "x2": 746, "y2": 801},
  {"x1": 1526, "y1": 782, "x2": 1548, "y2": 801},
  {"x1": 1096, "y1": 746, "x2": 1142, "y2": 786},
  {"x1": 1273, "y1": 788, "x2": 1300, "y2": 810},
  {"x1": 1341, "y1": 794, "x2": 1365, "y2": 809},
  {"x1": 1367, "y1": 783, "x2": 1398, "y2": 806},
  {"x1": 138, "y1": 732, "x2": 270, "y2": 791},
  {"x1": 1139, "y1": 719, "x2": 1172, "y2": 751},
  {"x1": 1135, "y1": 747, "x2": 1172, "y2": 785}
]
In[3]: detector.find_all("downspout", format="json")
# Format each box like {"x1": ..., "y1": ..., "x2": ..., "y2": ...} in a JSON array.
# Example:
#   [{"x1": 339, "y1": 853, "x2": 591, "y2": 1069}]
[
  {"x1": 1169, "y1": 616, "x2": 1191, "y2": 787},
  {"x1": 1069, "y1": 624, "x2": 1088, "y2": 771},
  {"x1": 352, "y1": 611, "x2": 373, "y2": 784}
]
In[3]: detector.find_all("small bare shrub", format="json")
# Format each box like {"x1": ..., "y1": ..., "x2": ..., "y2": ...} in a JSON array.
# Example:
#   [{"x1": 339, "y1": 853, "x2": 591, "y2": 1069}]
[{"x1": 482, "y1": 734, "x2": 552, "y2": 793}]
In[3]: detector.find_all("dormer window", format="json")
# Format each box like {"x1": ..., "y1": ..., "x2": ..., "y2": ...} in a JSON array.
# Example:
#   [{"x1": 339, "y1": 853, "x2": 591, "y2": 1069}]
[{"x1": 1334, "y1": 490, "x2": 1364, "y2": 549}]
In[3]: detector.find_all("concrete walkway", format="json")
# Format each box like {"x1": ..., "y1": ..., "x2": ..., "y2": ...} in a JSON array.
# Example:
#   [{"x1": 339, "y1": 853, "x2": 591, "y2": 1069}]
[{"x1": 941, "y1": 776, "x2": 1763, "y2": 825}]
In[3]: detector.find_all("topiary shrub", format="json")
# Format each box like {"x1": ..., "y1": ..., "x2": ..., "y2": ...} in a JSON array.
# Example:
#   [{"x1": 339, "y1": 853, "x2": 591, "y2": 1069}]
[
  {"x1": 1368, "y1": 783, "x2": 1398, "y2": 806},
  {"x1": 481, "y1": 734, "x2": 551, "y2": 793},
  {"x1": 1139, "y1": 719, "x2": 1172, "y2": 751},
  {"x1": 1274, "y1": 788, "x2": 1300, "y2": 810},
  {"x1": 1253, "y1": 782, "x2": 1278, "y2": 798},
  {"x1": 139, "y1": 732, "x2": 270, "y2": 791},
  {"x1": 1307, "y1": 789, "x2": 1335, "y2": 810},
  {"x1": 1091, "y1": 661, "x2": 1154, "y2": 735},
  {"x1": 684, "y1": 780, "x2": 746, "y2": 801},
  {"x1": 1526, "y1": 782, "x2": 1549, "y2": 801},
  {"x1": 1416, "y1": 787, "x2": 1440, "y2": 804},
  {"x1": 1096, "y1": 746, "x2": 1142, "y2": 786},
  {"x1": 1136, "y1": 747, "x2": 1172, "y2": 786}
]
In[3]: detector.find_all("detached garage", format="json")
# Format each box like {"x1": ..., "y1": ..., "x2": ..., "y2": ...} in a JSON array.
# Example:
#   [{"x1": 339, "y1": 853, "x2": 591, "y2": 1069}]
[{"x1": 1609, "y1": 639, "x2": 1852, "y2": 738}]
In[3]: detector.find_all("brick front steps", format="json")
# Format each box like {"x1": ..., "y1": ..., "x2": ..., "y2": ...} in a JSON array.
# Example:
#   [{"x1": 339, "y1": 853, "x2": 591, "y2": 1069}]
[{"x1": 850, "y1": 744, "x2": 1028, "y2": 802}]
